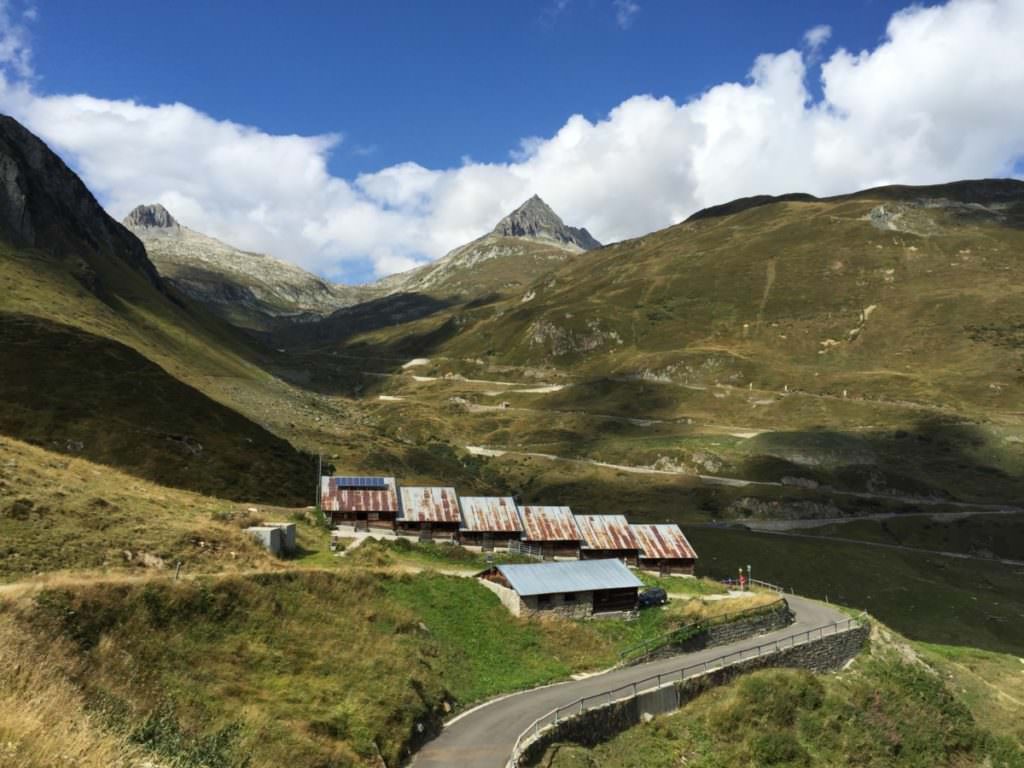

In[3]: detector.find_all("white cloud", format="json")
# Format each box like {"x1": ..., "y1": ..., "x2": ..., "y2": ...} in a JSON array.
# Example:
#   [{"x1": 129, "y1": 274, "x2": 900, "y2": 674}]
[
  {"x1": 613, "y1": 0, "x2": 640, "y2": 29},
  {"x1": 803, "y1": 24, "x2": 831, "y2": 51},
  {"x1": 1, "y1": 0, "x2": 1023, "y2": 282},
  {"x1": 0, "y1": 0, "x2": 33, "y2": 78}
]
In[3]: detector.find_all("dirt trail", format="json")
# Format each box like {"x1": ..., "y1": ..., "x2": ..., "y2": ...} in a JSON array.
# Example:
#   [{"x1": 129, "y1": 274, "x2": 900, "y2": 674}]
[
  {"x1": 755, "y1": 258, "x2": 776, "y2": 328},
  {"x1": 465, "y1": 445, "x2": 1024, "y2": 511}
]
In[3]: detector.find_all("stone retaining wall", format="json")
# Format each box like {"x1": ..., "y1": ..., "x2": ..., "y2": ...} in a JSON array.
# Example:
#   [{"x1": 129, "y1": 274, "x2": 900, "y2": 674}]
[
  {"x1": 516, "y1": 623, "x2": 869, "y2": 766},
  {"x1": 631, "y1": 601, "x2": 794, "y2": 664}
]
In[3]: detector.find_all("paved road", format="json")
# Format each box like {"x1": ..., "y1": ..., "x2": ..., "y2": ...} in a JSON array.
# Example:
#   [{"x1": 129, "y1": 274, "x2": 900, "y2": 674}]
[{"x1": 412, "y1": 595, "x2": 845, "y2": 768}]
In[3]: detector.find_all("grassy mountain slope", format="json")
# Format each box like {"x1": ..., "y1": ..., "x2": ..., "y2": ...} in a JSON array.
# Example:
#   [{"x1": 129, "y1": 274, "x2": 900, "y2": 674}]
[
  {"x1": 542, "y1": 623, "x2": 1023, "y2": 768},
  {"x1": 0, "y1": 118, "x2": 314, "y2": 503},
  {"x1": 0, "y1": 565, "x2": 732, "y2": 768},
  {"x1": 306, "y1": 180, "x2": 1024, "y2": 508}
]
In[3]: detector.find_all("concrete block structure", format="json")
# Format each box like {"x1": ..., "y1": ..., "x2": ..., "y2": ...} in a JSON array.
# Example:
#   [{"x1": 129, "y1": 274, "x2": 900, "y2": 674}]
[{"x1": 245, "y1": 522, "x2": 297, "y2": 557}]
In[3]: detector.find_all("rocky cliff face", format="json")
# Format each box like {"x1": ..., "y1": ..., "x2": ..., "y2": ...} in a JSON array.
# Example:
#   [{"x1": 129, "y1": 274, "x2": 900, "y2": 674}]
[
  {"x1": 0, "y1": 116, "x2": 163, "y2": 292},
  {"x1": 492, "y1": 195, "x2": 601, "y2": 251},
  {"x1": 124, "y1": 204, "x2": 367, "y2": 329}
]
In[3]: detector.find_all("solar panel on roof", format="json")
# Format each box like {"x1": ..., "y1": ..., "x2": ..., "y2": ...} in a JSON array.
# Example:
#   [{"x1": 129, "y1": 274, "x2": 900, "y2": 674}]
[{"x1": 334, "y1": 476, "x2": 387, "y2": 489}]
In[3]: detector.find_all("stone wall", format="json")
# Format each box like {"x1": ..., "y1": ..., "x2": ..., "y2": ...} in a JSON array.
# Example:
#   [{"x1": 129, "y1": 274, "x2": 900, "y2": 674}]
[
  {"x1": 632, "y1": 600, "x2": 793, "y2": 664},
  {"x1": 516, "y1": 623, "x2": 869, "y2": 766},
  {"x1": 522, "y1": 592, "x2": 593, "y2": 620}
]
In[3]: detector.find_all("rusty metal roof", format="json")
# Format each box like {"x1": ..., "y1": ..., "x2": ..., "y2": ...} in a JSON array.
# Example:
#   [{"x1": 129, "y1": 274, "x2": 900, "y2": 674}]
[
  {"x1": 459, "y1": 496, "x2": 523, "y2": 532},
  {"x1": 490, "y1": 559, "x2": 642, "y2": 597},
  {"x1": 575, "y1": 515, "x2": 639, "y2": 551},
  {"x1": 630, "y1": 524, "x2": 699, "y2": 560},
  {"x1": 519, "y1": 506, "x2": 580, "y2": 542},
  {"x1": 320, "y1": 476, "x2": 399, "y2": 513},
  {"x1": 399, "y1": 486, "x2": 462, "y2": 523}
]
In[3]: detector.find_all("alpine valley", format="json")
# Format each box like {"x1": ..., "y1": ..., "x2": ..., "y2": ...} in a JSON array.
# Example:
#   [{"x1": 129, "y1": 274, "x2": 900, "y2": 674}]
[{"x1": 2, "y1": 113, "x2": 1024, "y2": 768}]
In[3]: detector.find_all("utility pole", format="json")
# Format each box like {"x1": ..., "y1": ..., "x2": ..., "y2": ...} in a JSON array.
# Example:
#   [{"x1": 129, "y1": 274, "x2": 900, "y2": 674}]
[{"x1": 315, "y1": 453, "x2": 322, "y2": 507}]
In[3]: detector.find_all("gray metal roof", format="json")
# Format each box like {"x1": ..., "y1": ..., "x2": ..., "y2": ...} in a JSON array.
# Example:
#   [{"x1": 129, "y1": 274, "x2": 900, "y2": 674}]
[{"x1": 492, "y1": 559, "x2": 642, "y2": 597}]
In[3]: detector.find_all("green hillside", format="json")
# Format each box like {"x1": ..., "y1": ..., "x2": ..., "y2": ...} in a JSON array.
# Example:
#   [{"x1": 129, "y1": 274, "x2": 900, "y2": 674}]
[{"x1": 541, "y1": 625, "x2": 1024, "y2": 767}]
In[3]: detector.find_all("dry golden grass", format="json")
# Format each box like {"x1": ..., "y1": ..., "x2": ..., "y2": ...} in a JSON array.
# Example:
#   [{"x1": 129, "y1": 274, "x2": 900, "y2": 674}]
[
  {"x1": 0, "y1": 435, "x2": 315, "y2": 580},
  {"x1": 0, "y1": 613, "x2": 147, "y2": 768},
  {"x1": 668, "y1": 592, "x2": 783, "y2": 624}
]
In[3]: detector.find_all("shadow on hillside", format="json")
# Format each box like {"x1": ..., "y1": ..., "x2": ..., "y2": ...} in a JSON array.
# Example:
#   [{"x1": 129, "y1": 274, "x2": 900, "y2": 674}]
[{"x1": 265, "y1": 292, "x2": 464, "y2": 395}]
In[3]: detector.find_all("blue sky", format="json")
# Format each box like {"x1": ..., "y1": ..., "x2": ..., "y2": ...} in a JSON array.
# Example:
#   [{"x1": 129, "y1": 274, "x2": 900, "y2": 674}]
[
  {"x1": 2, "y1": 0, "x2": 1023, "y2": 282},
  {"x1": 34, "y1": 1, "x2": 909, "y2": 178}
]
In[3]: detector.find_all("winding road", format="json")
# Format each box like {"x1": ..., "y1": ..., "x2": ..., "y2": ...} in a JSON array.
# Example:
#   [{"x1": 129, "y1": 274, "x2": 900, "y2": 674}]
[{"x1": 411, "y1": 594, "x2": 846, "y2": 768}]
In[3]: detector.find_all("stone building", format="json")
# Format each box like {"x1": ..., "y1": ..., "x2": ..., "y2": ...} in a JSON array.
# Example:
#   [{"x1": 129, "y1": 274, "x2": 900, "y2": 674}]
[{"x1": 477, "y1": 559, "x2": 642, "y2": 619}]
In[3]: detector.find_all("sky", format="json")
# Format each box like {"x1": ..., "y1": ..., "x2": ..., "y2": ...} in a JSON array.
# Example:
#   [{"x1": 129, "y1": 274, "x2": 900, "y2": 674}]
[{"x1": 1, "y1": 0, "x2": 1023, "y2": 283}]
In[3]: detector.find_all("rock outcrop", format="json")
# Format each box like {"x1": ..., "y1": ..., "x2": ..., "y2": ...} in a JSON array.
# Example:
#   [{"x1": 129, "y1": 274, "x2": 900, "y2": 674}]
[
  {"x1": 0, "y1": 115, "x2": 163, "y2": 292},
  {"x1": 123, "y1": 203, "x2": 181, "y2": 232},
  {"x1": 491, "y1": 194, "x2": 601, "y2": 251}
]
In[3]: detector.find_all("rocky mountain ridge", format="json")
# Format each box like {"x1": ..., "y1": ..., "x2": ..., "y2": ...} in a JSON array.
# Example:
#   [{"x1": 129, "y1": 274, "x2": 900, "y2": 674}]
[{"x1": 124, "y1": 204, "x2": 369, "y2": 329}]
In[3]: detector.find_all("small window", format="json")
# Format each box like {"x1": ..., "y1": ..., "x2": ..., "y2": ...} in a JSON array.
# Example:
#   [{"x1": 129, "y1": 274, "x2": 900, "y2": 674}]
[
  {"x1": 563, "y1": 593, "x2": 577, "y2": 603},
  {"x1": 538, "y1": 594, "x2": 553, "y2": 607}
]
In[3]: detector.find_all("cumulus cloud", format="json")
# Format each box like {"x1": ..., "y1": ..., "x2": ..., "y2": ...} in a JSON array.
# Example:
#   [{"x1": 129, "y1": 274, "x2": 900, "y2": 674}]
[
  {"x1": 803, "y1": 24, "x2": 832, "y2": 51},
  {"x1": 1, "y1": 0, "x2": 1023, "y2": 281},
  {"x1": 613, "y1": 0, "x2": 640, "y2": 29}
]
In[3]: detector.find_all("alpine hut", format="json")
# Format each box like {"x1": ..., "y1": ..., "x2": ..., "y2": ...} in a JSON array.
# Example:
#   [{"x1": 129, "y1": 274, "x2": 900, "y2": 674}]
[
  {"x1": 575, "y1": 515, "x2": 642, "y2": 564},
  {"x1": 396, "y1": 486, "x2": 462, "y2": 539},
  {"x1": 477, "y1": 559, "x2": 642, "y2": 618},
  {"x1": 518, "y1": 505, "x2": 582, "y2": 559},
  {"x1": 630, "y1": 523, "x2": 699, "y2": 575},
  {"x1": 458, "y1": 496, "x2": 523, "y2": 550},
  {"x1": 320, "y1": 475, "x2": 400, "y2": 530}
]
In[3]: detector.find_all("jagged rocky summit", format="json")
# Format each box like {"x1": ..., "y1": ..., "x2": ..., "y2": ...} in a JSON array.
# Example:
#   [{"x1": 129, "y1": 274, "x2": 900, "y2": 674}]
[
  {"x1": 492, "y1": 194, "x2": 602, "y2": 251},
  {"x1": 124, "y1": 203, "x2": 181, "y2": 232}
]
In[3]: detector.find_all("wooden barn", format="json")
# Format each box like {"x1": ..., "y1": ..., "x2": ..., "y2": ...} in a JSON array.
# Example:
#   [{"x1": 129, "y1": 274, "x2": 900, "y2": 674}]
[
  {"x1": 477, "y1": 559, "x2": 642, "y2": 619},
  {"x1": 518, "y1": 505, "x2": 582, "y2": 559},
  {"x1": 575, "y1": 515, "x2": 642, "y2": 565},
  {"x1": 630, "y1": 523, "x2": 699, "y2": 575},
  {"x1": 396, "y1": 486, "x2": 462, "y2": 539},
  {"x1": 320, "y1": 475, "x2": 400, "y2": 530},
  {"x1": 458, "y1": 496, "x2": 523, "y2": 549}
]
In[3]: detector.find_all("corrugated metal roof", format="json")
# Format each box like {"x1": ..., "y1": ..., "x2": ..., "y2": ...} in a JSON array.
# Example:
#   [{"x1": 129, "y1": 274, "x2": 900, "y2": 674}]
[
  {"x1": 493, "y1": 559, "x2": 643, "y2": 597},
  {"x1": 575, "y1": 515, "x2": 639, "y2": 551},
  {"x1": 630, "y1": 524, "x2": 699, "y2": 560},
  {"x1": 519, "y1": 506, "x2": 580, "y2": 542},
  {"x1": 399, "y1": 486, "x2": 462, "y2": 523},
  {"x1": 321, "y1": 476, "x2": 399, "y2": 513},
  {"x1": 459, "y1": 496, "x2": 523, "y2": 532}
]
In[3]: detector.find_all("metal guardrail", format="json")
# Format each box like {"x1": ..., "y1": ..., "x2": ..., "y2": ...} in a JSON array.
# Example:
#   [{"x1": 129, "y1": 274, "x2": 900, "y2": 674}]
[
  {"x1": 508, "y1": 613, "x2": 866, "y2": 767},
  {"x1": 617, "y1": 598, "x2": 787, "y2": 662}
]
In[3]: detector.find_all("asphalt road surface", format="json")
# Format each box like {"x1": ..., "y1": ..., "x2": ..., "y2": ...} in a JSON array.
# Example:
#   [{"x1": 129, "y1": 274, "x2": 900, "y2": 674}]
[{"x1": 412, "y1": 595, "x2": 846, "y2": 768}]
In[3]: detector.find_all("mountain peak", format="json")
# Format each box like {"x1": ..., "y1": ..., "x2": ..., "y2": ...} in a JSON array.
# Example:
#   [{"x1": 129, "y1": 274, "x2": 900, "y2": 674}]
[
  {"x1": 491, "y1": 195, "x2": 602, "y2": 251},
  {"x1": 123, "y1": 203, "x2": 180, "y2": 231}
]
